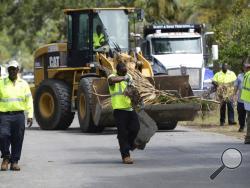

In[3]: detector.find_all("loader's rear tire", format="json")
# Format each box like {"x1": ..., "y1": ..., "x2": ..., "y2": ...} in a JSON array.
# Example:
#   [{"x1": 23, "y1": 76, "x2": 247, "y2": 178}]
[
  {"x1": 157, "y1": 121, "x2": 178, "y2": 130},
  {"x1": 77, "y1": 77, "x2": 104, "y2": 133},
  {"x1": 34, "y1": 79, "x2": 75, "y2": 130}
]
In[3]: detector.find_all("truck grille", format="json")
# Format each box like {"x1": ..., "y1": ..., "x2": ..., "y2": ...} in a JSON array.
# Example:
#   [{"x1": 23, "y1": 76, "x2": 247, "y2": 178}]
[{"x1": 167, "y1": 68, "x2": 201, "y2": 89}]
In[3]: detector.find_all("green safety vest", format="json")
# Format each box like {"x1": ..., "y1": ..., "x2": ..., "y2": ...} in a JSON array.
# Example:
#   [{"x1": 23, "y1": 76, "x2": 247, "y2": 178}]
[
  {"x1": 0, "y1": 77, "x2": 33, "y2": 118},
  {"x1": 108, "y1": 73, "x2": 132, "y2": 110},
  {"x1": 93, "y1": 33, "x2": 105, "y2": 48},
  {"x1": 240, "y1": 71, "x2": 250, "y2": 103}
]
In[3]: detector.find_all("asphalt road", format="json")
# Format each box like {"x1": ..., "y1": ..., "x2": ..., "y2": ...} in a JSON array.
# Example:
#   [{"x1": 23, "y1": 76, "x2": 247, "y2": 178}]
[{"x1": 0, "y1": 117, "x2": 250, "y2": 188}]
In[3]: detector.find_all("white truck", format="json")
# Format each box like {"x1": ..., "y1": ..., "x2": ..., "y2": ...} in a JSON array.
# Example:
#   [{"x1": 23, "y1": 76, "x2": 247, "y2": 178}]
[{"x1": 140, "y1": 24, "x2": 218, "y2": 96}]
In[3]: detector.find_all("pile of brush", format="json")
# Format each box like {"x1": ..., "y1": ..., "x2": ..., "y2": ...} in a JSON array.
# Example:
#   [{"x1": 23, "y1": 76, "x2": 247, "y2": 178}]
[
  {"x1": 215, "y1": 83, "x2": 235, "y2": 102},
  {"x1": 100, "y1": 52, "x2": 219, "y2": 111},
  {"x1": 113, "y1": 53, "x2": 204, "y2": 107}
]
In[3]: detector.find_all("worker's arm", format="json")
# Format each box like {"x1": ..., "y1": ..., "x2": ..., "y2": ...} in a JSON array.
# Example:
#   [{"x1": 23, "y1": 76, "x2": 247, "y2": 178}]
[
  {"x1": 211, "y1": 72, "x2": 219, "y2": 90},
  {"x1": 24, "y1": 82, "x2": 33, "y2": 127},
  {"x1": 234, "y1": 77, "x2": 239, "y2": 95},
  {"x1": 108, "y1": 74, "x2": 132, "y2": 85},
  {"x1": 108, "y1": 76, "x2": 126, "y2": 85}
]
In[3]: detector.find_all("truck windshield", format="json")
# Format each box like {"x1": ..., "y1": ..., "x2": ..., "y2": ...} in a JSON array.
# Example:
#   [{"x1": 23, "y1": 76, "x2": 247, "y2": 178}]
[
  {"x1": 152, "y1": 37, "x2": 201, "y2": 55},
  {"x1": 98, "y1": 10, "x2": 129, "y2": 51}
]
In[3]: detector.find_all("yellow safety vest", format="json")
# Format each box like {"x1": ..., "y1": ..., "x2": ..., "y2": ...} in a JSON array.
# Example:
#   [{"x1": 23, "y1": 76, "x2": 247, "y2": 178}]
[
  {"x1": 93, "y1": 33, "x2": 105, "y2": 48},
  {"x1": 0, "y1": 77, "x2": 33, "y2": 118},
  {"x1": 108, "y1": 73, "x2": 132, "y2": 110},
  {"x1": 213, "y1": 70, "x2": 237, "y2": 84},
  {"x1": 240, "y1": 71, "x2": 250, "y2": 103}
]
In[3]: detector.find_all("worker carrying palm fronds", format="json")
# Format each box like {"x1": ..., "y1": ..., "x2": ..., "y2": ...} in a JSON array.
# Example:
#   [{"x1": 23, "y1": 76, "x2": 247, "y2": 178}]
[
  {"x1": 212, "y1": 63, "x2": 237, "y2": 126},
  {"x1": 108, "y1": 61, "x2": 140, "y2": 165}
]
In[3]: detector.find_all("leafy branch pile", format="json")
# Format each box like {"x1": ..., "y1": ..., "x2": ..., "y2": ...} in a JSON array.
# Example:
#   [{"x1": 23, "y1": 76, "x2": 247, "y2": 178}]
[
  {"x1": 215, "y1": 83, "x2": 234, "y2": 102},
  {"x1": 114, "y1": 53, "x2": 216, "y2": 108}
]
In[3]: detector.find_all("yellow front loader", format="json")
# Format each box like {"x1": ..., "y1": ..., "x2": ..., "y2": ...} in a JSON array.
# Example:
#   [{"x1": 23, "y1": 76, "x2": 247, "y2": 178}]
[{"x1": 33, "y1": 8, "x2": 200, "y2": 132}]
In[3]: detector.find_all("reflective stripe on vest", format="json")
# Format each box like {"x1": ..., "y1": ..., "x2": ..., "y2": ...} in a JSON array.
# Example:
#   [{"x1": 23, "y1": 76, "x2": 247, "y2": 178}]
[
  {"x1": 0, "y1": 77, "x2": 34, "y2": 117},
  {"x1": 110, "y1": 83, "x2": 123, "y2": 97},
  {"x1": 0, "y1": 98, "x2": 25, "y2": 102},
  {"x1": 242, "y1": 87, "x2": 250, "y2": 91}
]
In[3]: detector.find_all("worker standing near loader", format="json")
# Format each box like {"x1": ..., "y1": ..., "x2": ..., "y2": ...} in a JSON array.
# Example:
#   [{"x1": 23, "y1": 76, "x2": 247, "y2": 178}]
[
  {"x1": 108, "y1": 62, "x2": 140, "y2": 164},
  {"x1": 212, "y1": 63, "x2": 237, "y2": 126},
  {"x1": 240, "y1": 59, "x2": 250, "y2": 144},
  {"x1": 234, "y1": 63, "x2": 247, "y2": 132},
  {"x1": 0, "y1": 60, "x2": 33, "y2": 171}
]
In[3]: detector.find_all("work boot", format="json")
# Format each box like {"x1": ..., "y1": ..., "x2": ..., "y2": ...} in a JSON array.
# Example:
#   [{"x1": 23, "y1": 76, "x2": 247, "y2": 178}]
[
  {"x1": 1, "y1": 158, "x2": 9, "y2": 171},
  {"x1": 238, "y1": 128, "x2": 244, "y2": 132},
  {"x1": 122, "y1": 156, "x2": 134, "y2": 164},
  {"x1": 229, "y1": 121, "x2": 237, "y2": 125},
  {"x1": 220, "y1": 122, "x2": 224, "y2": 126},
  {"x1": 10, "y1": 163, "x2": 20, "y2": 171}
]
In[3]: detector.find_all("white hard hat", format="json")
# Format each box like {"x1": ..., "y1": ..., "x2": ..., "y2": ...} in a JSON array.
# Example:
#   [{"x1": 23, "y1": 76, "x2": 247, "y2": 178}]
[{"x1": 8, "y1": 60, "x2": 20, "y2": 68}]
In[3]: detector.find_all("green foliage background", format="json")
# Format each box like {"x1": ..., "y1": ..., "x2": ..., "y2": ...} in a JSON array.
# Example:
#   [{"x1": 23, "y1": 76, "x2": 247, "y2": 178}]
[{"x1": 0, "y1": 0, "x2": 249, "y2": 73}]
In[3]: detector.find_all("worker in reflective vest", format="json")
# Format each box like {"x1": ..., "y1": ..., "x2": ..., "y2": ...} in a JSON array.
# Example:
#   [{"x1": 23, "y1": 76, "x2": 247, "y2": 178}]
[
  {"x1": 240, "y1": 61, "x2": 250, "y2": 144},
  {"x1": 93, "y1": 25, "x2": 105, "y2": 49},
  {"x1": 234, "y1": 64, "x2": 247, "y2": 132},
  {"x1": 0, "y1": 60, "x2": 33, "y2": 171},
  {"x1": 212, "y1": 63, "x2": 237, "y2": 126},
  {"x1": 108, "y1": 62, "x2": 140, "y2": 164}
]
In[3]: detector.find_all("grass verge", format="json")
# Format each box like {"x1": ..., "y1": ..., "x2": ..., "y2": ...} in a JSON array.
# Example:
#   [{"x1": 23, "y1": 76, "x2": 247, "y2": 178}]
[{"x1": 179, "y1": 107, "x2": 246, "y2": 140}]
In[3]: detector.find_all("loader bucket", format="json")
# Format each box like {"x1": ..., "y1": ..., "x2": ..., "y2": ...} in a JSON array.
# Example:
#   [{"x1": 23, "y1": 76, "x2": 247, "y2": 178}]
[
  {"x1": 91, "y1": 76, "x2": 200, "y2": 127},
  {"x1": 91, "y1": 78, "x2": 114, "y2": 127},
  {"x1": 145, "y1": 75, "x2": 200, "y2": 123}
]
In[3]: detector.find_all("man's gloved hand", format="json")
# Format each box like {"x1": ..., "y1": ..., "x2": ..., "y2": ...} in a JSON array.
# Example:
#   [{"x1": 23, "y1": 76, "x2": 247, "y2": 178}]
[
  {"x1": 27, "y1": 118, "x2": 33, "y2": 128},
  {"x1": 124, "y1": 74, "x2": 131, "y2": 82},
  {"x1": 124, "y1": 74, "x2": 133, "y2": 86}
]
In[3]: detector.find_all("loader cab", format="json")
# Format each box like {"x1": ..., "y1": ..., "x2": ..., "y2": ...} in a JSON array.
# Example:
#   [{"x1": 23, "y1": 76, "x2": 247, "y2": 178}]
[{"x1": 65, "y1": 9, "x2": 131, "y2": 67}]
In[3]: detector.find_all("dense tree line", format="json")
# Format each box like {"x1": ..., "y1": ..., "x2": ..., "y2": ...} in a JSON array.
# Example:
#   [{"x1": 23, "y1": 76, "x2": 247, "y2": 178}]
[{"x1": 0, "y1": 0, "x2": 249, "y2": 72}]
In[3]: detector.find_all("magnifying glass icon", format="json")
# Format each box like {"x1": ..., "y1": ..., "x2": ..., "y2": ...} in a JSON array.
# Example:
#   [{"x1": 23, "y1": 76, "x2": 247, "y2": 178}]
[{"x1": 210, "y1": 148, "x2": 242, "y2": 180}]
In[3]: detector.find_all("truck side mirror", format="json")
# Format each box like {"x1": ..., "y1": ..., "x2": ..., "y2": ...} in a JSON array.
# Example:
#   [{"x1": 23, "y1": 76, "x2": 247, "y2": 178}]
[{"x1": 212, "y1": 45, "x2": 219, "y2": 60}]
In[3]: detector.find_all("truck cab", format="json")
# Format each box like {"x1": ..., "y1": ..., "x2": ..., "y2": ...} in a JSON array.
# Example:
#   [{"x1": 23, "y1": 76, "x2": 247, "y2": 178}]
[{"x1": 141, "y1": 24, "x2": 217, "y2": 96}]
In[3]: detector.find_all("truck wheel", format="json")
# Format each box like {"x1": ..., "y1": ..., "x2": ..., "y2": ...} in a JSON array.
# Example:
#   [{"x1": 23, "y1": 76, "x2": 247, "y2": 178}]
[
  {"x1": 77, "y1": 77, "x2": 104, "y2": 133},
  {"x1": 157, "y1": 121, "x2": 178, "y2": 130},
  {"x1": 34, "y1": 79, "x2": 75, "y2": 130}
]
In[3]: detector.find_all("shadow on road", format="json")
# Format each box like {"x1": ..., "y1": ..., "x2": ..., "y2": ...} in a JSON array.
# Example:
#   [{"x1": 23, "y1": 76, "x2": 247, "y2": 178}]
[
  {"x1": 26, "y1": 125, "x2": 189, "y2": 135},
  {"x1": 57, "y1": 127, "x2": 118, "y2": 135},
  {"x1": 157, "y1": 129, "x2": 189, "y2": 133},
  {"x1": 70, "y1": 159, "x2": 122, "y2": 165},
  {"x1": 26, "y1": 127, "x2": 41, "y2": 131}
]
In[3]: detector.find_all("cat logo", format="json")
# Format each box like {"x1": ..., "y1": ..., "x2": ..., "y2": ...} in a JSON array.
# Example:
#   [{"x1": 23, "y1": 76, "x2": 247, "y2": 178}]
[{"x1": 49, "y1": 56, "x2": 60, "y2": 67}]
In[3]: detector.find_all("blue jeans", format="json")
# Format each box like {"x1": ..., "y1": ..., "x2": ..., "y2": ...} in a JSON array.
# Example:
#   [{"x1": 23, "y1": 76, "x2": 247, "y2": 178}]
[
  {"x1": 220, "y1": 100, "x2": 235, "y2": 124},
  {"x1": 0, "y1": 113, "x2": 25, "y2": 163}
]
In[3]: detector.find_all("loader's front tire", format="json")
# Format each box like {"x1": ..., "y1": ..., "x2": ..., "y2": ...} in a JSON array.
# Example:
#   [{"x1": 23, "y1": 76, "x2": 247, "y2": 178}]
[
  {"x1": 157, "y1": 121, "x2": 178, "y2": 130},
  {"x1": 77, "y1": 77, "x2": 104, "y2": 133},
  {"x1": 34, "y1": 79, "x2": 75, "y2": 130}
]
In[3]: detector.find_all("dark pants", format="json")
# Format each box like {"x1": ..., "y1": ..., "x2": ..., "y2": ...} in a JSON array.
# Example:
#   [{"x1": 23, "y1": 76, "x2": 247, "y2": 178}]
[
  {"x1": 0, "y1": 113, "x2": 25, "y2": 163},
  {"x1": 113, "y1": 109, "x2": 140, "y2": 158},
  {"x1": 237, "y1": 102, "x2": 246, "y2": 129},
  {"x1": 220, "y1": 100, "x2": 235, "y2": 124}
]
